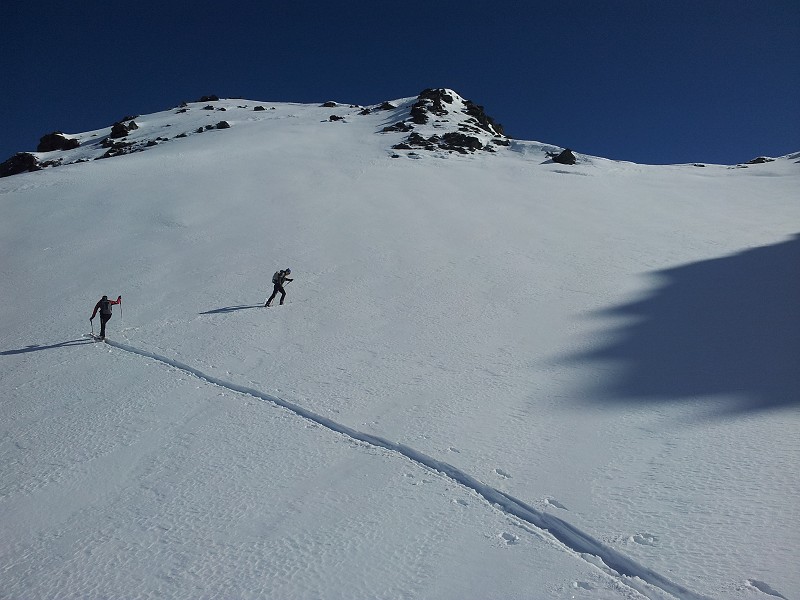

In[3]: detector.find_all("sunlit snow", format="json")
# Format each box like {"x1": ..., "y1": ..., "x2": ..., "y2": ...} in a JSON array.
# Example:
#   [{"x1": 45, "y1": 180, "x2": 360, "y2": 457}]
[{"x1": 2, "y1": 92, "x2": 798, "y2": 599}]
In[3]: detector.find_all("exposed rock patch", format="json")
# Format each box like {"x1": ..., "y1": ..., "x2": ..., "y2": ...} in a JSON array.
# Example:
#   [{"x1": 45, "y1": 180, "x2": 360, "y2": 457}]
[
  {"x1": 463, "y1": 100, "x2": 504, "y2": 136},
  {"x1": 547, "y1": 148, "x2": 577, "y2": 165},
  {"x1": 0, "y1": 153, "x2": 41, "y2": 177},
  {"x1": 384, "y1": 88, "x2": 507, "y2": 157},
  {"x1": 392, "y1": 131, "x2": 485, "y2": 154},
  {"x1": 110, "y1": 120, "x2": 139, "y2": 139},
  {"x1": 382, "y1": 122, "x2": 413, "y2": 133},
  {"x1": 37, "y1": 132, "x2": 80, "y2": 152}
]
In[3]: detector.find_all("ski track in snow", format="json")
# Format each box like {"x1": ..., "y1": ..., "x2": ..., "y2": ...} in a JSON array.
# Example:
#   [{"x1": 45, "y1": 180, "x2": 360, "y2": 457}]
[{"x1": 93, "y1": 335, "x2": 712, "y2": 600}]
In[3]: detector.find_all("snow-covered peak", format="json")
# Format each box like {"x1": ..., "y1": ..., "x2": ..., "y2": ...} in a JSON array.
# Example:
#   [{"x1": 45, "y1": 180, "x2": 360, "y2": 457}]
[
  {"x1": 2, "y1": 90, "x2": 797, "y2": 178},
  {"x1": 375, "y1": 88, "x2": 510, "y2": 156},
  {"x1": 0, "y1": 89, "x2": 515, "y2": 177}
]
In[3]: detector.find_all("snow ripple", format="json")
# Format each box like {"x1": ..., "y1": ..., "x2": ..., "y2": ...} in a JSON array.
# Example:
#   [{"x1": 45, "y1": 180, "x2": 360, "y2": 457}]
[{"x1": 101, "y1": 337, "x2": 710, "y2": 600}]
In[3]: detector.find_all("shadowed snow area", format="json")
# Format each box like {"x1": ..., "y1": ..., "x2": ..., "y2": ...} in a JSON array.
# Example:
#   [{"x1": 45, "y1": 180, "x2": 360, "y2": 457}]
[{"x1": 570, "y1": 234, "x2": 800, "y2": 416}]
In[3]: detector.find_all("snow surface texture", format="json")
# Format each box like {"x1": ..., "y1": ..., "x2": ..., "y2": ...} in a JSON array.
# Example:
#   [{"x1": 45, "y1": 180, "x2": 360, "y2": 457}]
[{"x1": 2, "y1": 90, "x2": 798, "y2": 599}]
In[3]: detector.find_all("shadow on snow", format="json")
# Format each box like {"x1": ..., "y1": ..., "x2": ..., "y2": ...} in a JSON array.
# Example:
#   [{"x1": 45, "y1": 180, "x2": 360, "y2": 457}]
[
  {"x1": 566, "y1": 234, "x2": 800, "y2": 417},
  {"x1": 1, "y1": 338, "x2": 95, "y2": 356},
  {"x1": 199, "y1": 304, "x2": 263, "y2": 315}
]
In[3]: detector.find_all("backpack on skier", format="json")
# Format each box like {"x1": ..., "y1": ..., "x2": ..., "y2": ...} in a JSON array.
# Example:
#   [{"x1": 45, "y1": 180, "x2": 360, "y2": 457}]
[{"x1": 99, "y1": 297, "x2": 112, "y2": 316}]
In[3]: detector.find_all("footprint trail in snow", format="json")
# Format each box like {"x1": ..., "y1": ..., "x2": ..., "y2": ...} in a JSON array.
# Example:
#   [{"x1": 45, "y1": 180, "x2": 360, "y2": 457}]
[{"x1": 99, "y1": 336, "x2": 711, "y2": 600}]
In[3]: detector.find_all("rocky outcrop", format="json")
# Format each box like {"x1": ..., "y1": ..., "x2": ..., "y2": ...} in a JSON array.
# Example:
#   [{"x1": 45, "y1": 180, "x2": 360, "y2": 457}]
[
  {"x1": 547, "y1": 148, "x2": 577, "y2": 165},
  {"x1": 98, "y1": 140, "x2": 135, "y2": 159},
  {"x1": 409, "y1": 88, "x2": 452, "y2": 124},
  {"x1": 383, "y1": 88, "x2": 507, "y2": 156},
  {"x1": 463, "y1": 100, "x2": 504, "y2": 136},
  {"x1": 0, "y1": 153, "x2": 40, "y2": 177},
  {"x1": 110, "y1": 120, "x2": 139, "y2": 139},
  {"x1": 37, "y1": 132, "x2": 80, "y2": 152},
  {"x1": 382, "y1": 122, "x2": 413, "y2": 133},
  {"x1": 392, "y1": 131, "x2": 485, "y2": 154}
]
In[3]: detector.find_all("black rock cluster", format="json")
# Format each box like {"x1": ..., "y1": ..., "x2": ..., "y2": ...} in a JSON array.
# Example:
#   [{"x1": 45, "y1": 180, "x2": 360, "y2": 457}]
[
  {"x1": 384, "y1": 88, "x2": 507, "y2": 156},
  {"x1": 37, "y1": 132, "x2": 80, "y2": 152}
]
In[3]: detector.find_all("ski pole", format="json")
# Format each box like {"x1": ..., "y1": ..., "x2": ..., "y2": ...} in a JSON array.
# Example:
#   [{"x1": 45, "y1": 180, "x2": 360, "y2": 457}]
[{"x1": 90, "y1": 319, "x2": 94, "y2": 336}]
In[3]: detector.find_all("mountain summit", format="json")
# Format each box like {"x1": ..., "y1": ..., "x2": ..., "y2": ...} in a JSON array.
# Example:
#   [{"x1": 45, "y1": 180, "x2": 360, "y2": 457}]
[
  {"x1": 379, "y1": 88, "x2": 509, "y2": 155},
  {"x1": 2, "y1": 88, "x2": 796, "y2": 177},
  {"x1": 0, "y1": 89, "x2": 518, "y2": 177}
]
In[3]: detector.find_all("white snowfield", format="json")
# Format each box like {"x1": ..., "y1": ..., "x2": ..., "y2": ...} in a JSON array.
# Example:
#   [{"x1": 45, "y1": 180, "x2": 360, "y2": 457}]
[{"x1": 1, "y1": 91, "x2": 798, "y2": 600}]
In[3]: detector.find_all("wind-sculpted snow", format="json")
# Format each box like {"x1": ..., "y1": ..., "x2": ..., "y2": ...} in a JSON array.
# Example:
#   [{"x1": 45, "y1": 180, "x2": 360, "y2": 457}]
[{"x1": 103, "y1": 337, "x2": 710, "y2": 600}]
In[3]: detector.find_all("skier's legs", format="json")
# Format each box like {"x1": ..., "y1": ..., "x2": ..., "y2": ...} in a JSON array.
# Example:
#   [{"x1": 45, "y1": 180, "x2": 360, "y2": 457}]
[
  {"x1": 100, "y1": 314, "x2": 111, "y2": 337},
  {"x1": 266, "y1": 284, "x2": 281, "y2": 306}
]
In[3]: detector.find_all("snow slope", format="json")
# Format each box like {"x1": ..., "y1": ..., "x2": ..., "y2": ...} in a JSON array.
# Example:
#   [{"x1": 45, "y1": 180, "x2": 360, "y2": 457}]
[{"x1": 2, "y1": 91, "x2": 798, "y2": 599}]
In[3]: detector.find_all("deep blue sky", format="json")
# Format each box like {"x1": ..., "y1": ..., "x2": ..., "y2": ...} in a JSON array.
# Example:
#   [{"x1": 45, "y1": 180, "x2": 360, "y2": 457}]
[{"x1": 2, "y1": 1, "x2": 798, "y2": 165}]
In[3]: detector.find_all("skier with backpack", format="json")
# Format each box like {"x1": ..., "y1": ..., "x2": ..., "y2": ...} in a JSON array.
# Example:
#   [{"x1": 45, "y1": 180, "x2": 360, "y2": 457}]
[
  {"x1": 90, "y1": 295, "x2": 122, "y2": 339},
  {"x1": 265, "y1": 268, "x2": 293, "y2": 307}
]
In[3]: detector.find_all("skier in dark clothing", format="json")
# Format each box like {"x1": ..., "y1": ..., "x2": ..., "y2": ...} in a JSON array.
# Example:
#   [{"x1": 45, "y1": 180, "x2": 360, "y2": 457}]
[
  {"x1": 90, "y1": 295, "x2": 121, "y2": 339},
  {"x1": 265, "y1": 268, "x2": 293, "y2": 306}
]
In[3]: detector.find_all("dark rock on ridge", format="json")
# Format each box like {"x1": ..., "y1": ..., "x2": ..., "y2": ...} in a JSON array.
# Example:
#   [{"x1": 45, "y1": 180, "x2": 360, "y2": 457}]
[
  {"x1": 392, "y1": 131, "x2": 484, "y2": 154},
  {"x1": 382, "y1": 122, "x2": 413, "y2": 133},
  {"x1": 463, "y1": 100, "x2": 504, "y2": 136},
  {"x1": 0, "y1": 152, "x2": 41, "y2": 177},
  {"x1": 37, "y1": 132, "x2": 80, "y2": 152},
  {"x1": 110, "y1": 120, "x2": 138, "y2": 139},
  {"x1": 0, "y1": 151, "x2": 65, "y2": 176},
  {"x1": 440, "y1": 132, "x2": 483, "y2": 152},
  {"x1": 547, "y1": 148, "x2": 577, "y2": 165},
  {"x1": 385, "y1": 88, "x2": 506, "y2": 156}
]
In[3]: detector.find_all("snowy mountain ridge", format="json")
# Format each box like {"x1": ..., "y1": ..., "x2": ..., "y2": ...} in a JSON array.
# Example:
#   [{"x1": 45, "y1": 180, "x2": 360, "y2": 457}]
[
  {"x1": 1, "y1": 87, "x2": 798, "y2": 599},
  {"x1": 3, "y1": 88, "x2": 796, "y2": 177},
  {"x1": 1, "y1": 88, "x2": 512, "y2": 176}
]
